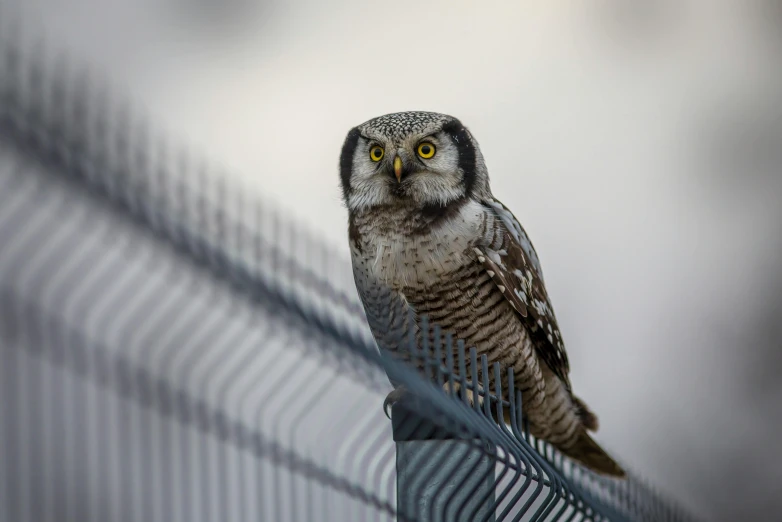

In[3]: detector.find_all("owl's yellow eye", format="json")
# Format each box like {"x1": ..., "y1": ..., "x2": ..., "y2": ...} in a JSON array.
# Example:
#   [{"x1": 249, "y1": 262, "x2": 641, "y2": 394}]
[
  {"x1": 369, "y1": 145, "x2": 384, "y2": 162},
  {"x1": 417, "y1": 142, "x2": 436, "y2": 159}
]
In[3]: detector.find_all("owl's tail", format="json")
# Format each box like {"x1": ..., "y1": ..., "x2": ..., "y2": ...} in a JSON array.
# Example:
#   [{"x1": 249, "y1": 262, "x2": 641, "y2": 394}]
[
  {"x1": 502, "y1": 402, "x2": 626, "y2": 478},
  {"x1": 558, "y1": 430, "x2": 626, "y2": 478}
]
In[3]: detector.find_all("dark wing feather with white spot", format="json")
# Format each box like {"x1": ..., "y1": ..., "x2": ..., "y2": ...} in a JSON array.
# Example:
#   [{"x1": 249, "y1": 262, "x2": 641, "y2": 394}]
[{"x1": 476, "y1": 197, "x2": 572, "y2": 390}]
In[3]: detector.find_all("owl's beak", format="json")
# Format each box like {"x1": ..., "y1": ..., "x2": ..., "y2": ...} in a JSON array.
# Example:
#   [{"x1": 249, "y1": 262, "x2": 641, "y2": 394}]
[{"x1": 393, "y1": 155, "x2": 403, "y2": 183}]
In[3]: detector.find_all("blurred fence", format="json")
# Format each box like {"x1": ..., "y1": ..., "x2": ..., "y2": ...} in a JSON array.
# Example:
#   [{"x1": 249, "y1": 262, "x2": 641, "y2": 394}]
[{"x1": 0, "y1": 23, "x2": 698, "y2": 522}]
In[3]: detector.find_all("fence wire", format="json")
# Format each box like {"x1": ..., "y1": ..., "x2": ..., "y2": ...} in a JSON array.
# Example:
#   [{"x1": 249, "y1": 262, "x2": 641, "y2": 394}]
[{"x1": 0, "y1": 19, "x2": 699, "y2": 522}]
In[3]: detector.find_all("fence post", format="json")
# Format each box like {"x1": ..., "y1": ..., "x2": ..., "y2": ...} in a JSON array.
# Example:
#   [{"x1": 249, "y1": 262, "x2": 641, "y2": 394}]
[{"x1": 393, "y1": 400, "x2": 496, "y2": 522}]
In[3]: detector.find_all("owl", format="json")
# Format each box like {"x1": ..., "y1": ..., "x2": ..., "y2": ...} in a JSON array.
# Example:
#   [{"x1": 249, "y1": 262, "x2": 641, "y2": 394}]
[{"x1": 340, "y1": 111, "x2": 625, "y2": 477}]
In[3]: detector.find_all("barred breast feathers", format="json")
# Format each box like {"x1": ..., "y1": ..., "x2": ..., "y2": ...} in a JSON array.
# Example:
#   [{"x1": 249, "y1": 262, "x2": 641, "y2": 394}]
[{"x1": 352, "y1": 199, "x2": 490, "y2": 290}]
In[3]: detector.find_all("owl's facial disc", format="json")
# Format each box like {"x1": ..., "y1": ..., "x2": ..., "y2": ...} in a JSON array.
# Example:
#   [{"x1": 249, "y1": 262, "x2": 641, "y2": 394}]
[{"x1": 340, "y1": 112, "x2": 485, "y2": 212}]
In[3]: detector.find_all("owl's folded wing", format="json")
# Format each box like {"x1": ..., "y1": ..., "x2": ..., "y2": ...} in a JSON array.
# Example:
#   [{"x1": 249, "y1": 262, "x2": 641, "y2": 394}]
[{"x1": 476, "y1": 197, "x2": 572, "y2": 390}]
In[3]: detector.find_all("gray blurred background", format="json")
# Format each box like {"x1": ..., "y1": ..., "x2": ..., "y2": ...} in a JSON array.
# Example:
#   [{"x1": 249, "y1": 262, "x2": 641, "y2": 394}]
[{"x1": 5, "y1": 0, "x2": 781, "y2": 520}]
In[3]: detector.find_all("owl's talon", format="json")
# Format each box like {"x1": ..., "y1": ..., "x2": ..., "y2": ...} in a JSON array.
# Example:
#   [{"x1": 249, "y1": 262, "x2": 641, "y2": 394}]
[
  {"x1": 443, "y1": 380, "x2": 484, "y2": 408},
  {"x1": 383, "y1": 387, "x2": 408, "y2": 419}
]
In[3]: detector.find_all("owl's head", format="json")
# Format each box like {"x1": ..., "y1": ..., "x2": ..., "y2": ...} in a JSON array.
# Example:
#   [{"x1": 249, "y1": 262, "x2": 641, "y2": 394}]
[{"x1": 339, "y1": 111, "x2": 490, "y2": 212}]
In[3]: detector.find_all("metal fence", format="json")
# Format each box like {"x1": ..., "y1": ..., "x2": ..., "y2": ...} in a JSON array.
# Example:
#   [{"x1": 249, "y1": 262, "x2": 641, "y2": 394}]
[{"x1": 0, "y1": 23, "x2": 697, "y2": 522}]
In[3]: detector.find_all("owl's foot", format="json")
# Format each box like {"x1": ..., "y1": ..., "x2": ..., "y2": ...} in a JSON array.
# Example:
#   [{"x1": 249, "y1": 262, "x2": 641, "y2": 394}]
[
  {"x1": 383, "y1": 386, "x2": 409, "y2": 419},
  {"x1": 384, "y1": 381, "x2": 487, "y2": 419},
  {"x1": 443, "y1": 380, "x2": 485, "y2": 409}
]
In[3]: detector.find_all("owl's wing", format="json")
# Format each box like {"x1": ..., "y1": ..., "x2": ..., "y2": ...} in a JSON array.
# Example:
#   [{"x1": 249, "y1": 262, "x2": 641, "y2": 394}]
[{"x1": 476, "y1": 197, "x2": 572, "y2": 390}]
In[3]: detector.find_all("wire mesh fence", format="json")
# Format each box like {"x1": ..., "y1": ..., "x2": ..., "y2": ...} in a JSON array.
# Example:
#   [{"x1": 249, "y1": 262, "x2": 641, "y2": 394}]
[{"x1": 0, "y1": 18, "x2": 699, "y2": 522}]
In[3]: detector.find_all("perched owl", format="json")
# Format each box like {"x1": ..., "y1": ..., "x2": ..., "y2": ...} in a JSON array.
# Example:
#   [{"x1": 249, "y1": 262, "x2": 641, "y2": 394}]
[{"x1": 340, "y1": 111, "x2": 625, "y2": 477}]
